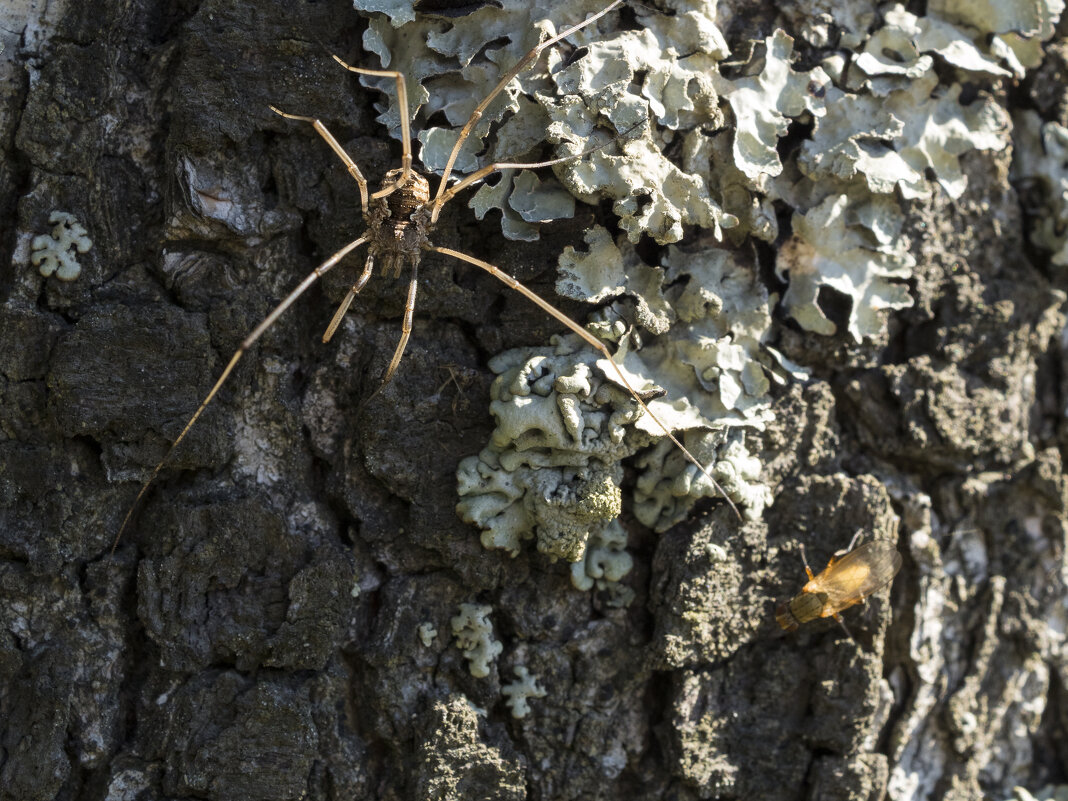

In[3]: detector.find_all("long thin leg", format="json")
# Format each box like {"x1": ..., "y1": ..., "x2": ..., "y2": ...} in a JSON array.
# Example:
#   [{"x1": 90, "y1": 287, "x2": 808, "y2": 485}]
[
  {"x1": 429, "y1": 128, "x2": 638, "y2": 222},
  {"x1": 363, "y1": 262, "x2": 419, "y2": 406},
  {"x1": 113, "y1": 236, "x2": 368, "y2": 551},
  {"x1": 270, "y1": 106, "x2": 370, "y2": 213},
  {"x1": 431, "y1": 245, "x2": 742, "y2": 520},
  {"x1": 832, "y1": 613, "x2": 856, "y2": 642},
  {"x1": 826, "y1": 531, "x2": 865, "y2": 567},
  {"x1": 330, "y1": 55, "x2": 413, "y2": 196},
  {"x1": 323, "y1": 253, "x2": 375, "y2": 343},
  {"x1": 431, "y1": 0, "x2": 623, "y2": 210},
  {"x1": 799, "y1": 544, "x2": 815, "y2": 581}
]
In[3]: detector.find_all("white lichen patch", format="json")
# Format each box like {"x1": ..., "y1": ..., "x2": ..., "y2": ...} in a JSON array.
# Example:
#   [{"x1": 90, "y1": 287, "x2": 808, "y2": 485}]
[
  {"x1": 634, "y1": 429, "x2": 771, "y2": 532},
  {"x1": 776, "y1": 192, "x2": 916, "y2": 340},
  {"x1": 354, "y1": 0, "x2": 742, "y2": 243},
  {"x1": 872, "y1": 72, "x2": 1009, "y2": 200},
  {"x1": 458, "y1": 232, "x2": 779, "y2": 553},
  {"x1": 1011, "y1": 110, "x2": 1068, "y2": 266},
  {"x1": 451, "y1": 603, "x2": 503, "y2": 679},
  {"x1": 31, "y1": 211, "x2": 91, "y2": 281},
  {"x1": 556, "y1": 226, "x2": 674, "y2": 335},
  {"x1": 569, "y1": 519, "x2": 634, "y2": 603},
  {"x1": 929, "y1": 0, "x2": 1063, "y2": 39},
  {"x1": 866, "y1": 5, "x2": 1014, "y2": 79},
  {"x1": 455, "y1": 337, "x2": 644, "y2": 561},
  {"x1": 355, "y1": 0, "x2": 619, "y2": 241},
  {"x1": 502, "y1": 666, "x2": 547, "y2": 719},
  {"x1": 417, "y1": 622, "x2": 437, "y2": 647},
  {"x1": 540, "y1": 7, "x2": 736, "y2": 244},
  {"x1": 799, "y1": 89, "x2": 924, "y2": 198},
  {"x1": 712, "y1": 30, "x2": 832, "y2": 183}
]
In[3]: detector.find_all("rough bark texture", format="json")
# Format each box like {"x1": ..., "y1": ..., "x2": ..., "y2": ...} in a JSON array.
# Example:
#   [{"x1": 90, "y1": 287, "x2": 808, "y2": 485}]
[{"x1": 1, "y1": 1, "x2": 1066, "y2": 801}]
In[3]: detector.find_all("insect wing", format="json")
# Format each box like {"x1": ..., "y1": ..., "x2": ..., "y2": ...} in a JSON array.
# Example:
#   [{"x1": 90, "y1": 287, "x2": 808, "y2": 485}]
[{"x1": 809, "y1": 541, "x2": 902, "y2": 611}]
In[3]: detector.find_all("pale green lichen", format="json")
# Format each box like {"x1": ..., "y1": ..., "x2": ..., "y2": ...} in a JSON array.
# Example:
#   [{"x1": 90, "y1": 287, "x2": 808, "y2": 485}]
[
  {"x1": 927, "y1": 0, "x2": 1063, "y2": 74},
  {"x1": 31, "y1": 211, "x2": 91, "y2": 281},
  {"x1": 569, "y1": 519, "x2": 633, "y2": 600},
  {"x1": 556, "y1": 227, "x2": 674, "y2": 335},
  {"x1": 353, "y1": 0, "x2": 618, "y2": 242},
  {"x1": 802, "y1": 5, "x2": 1011, "y2": 197},
  {"x1": 340, "y1": 0, "x2": 1051, "y2": 557},
  {"x1": 929, "y1": 0, "x2": 1063, "y2": 38},
  {"x1": 634, "y1": 430, "x2": 770, "y2": 531},
  {"x1": 870, "y1": 4, "x2": 1014, "y2": 78},
  {"x1": 1011, "y1": 111, "x2": 1068, "y2": 266},
  {"x1": 540, "y1": 6, "x2": 736, "y2": 243},
  {"x1": 502, "y1": 666, "x2": 547, "y2": 719},
  {"x1": 450, "y1": 604, "x2": 503, "y2": 679},
  {"x1": 417, "y1": 622, "x2": 437, "y2": 647},
  {"x1": 798, "y1": 88, "x2": 922, "y2": 198},
  {"x1": 781, "y1": 3, "x2": 1011, "y2": 340},
  {"x1": 775, "y1": 191, "x2": 916, "y2": 340},
  {"x1": 711, "y1": 30, "x2": 832, "y2": 183},
  {"x1": 866, "y1": 71, "x2": 1008, "y2": 200},
  {"x1": 353, "y1": 0, "x2": 741, "y2": 244},
  {"x1": 455, "y1": 337, "x2": 643, "y2": 561},
  {"x1": 457, "y1": 232, "x2": 779, "y2": 557}
]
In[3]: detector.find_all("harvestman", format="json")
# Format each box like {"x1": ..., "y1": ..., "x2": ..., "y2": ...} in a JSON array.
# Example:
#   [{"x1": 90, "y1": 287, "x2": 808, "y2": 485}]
[{"x1": 115, "y1": 0, "x2": 740, "y2": 547}]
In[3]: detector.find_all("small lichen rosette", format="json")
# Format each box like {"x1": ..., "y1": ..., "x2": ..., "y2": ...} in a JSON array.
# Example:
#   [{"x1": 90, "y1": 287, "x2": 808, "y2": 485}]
[
  {"x1": 451, "y1": 603, "x2": 503, "y2": 679},
  {"x1": 31, "y1": 211, "x2": 92, "y2": 281}
]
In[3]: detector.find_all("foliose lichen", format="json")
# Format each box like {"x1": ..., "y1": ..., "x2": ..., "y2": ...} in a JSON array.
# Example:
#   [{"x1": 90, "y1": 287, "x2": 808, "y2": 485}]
[
  {"x1": 450, "y1": 603, "x2": 503, "y2": 679},
  {"x1": 347, "y1": 1, "x2": 1050, "y2": 562},
  {"x1": 1011, "y1": 110, "x2": 1068, "y2": 266},
  {"x1": 501, "y1": 666, "x2": 547, "y2": 719},
  {"x1": 418, "y1": 622, "x2": 437, "y2": 647},
  {"x1": 457, "y1": 230, "x2": 778, "y2": 564},
  {"x1": 31, "y1": 211, "x2": 92, "y2": 281}
]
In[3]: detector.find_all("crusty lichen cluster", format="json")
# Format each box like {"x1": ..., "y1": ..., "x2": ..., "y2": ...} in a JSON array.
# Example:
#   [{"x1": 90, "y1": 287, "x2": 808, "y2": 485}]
[{"x1": 352, "y1": 0, "x2": 1050, "y2": 573}]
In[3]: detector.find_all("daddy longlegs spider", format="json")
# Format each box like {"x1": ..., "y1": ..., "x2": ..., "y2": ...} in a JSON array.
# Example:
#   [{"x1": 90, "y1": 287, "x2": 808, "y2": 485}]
[{"x1": 114, "y1": 0, "x2": 741, "y2": 548}]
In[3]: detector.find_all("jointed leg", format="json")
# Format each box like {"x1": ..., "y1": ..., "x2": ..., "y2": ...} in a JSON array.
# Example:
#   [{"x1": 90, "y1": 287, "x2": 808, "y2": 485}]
[
  {"x1": 832, "y1": 613, "x2": 856, "y2": 642},
  {"x1": 799, "y1": 544, "x2": 815, "y2": 581},
  {"x1": 323, "y1": 254, "x2": 375, "y2": 343},
  {"x1": 363, "y1": 262, "x2": 419, "y2": 406},
  {"x1": 330, "y1": 55, "x2": 413, "y2": 196},
  {"x1": 431, "y1": 142, "x2": 618, "y2": 222},
  {"x1": 113, "y1": 235, "x2": 368, "y2": 551},
  {"x1": 843, "y1": 531, "x2": 864, "y2": 554},
  {"x1": 431, "y1": 245, "x2": 741, "y2": 520},
  {"x1": 430, "y1": 120, "x2": 643, "y2": 223},
  {"x1": 270, "y1": 106, "x2": 370, "y2": 212},
  {"x1": 431, "y1": 0, "x2": 624, "y2": 210}
]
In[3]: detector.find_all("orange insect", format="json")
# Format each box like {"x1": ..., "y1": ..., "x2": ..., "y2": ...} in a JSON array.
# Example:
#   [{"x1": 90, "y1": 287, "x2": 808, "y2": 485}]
[{"x1": 775, "y1": 536, "x2": 902, "y2": 632}]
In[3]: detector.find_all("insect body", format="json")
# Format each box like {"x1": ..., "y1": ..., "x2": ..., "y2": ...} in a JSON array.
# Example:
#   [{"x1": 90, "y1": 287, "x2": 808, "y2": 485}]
[{"x1": 775, "y1": 539, "x2": 902, "y2": 632}]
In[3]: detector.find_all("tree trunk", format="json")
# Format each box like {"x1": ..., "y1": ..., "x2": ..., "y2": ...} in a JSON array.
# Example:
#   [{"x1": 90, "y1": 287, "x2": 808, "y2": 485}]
[{"x1": 1, "y1": 1, "x2": 1065, "y2": 800}]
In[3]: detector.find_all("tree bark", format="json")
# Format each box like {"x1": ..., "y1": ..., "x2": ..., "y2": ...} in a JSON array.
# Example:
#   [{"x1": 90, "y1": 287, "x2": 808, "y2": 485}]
[{"x1": 1, "y1": 1, "x2": 1065, "y2": 800}]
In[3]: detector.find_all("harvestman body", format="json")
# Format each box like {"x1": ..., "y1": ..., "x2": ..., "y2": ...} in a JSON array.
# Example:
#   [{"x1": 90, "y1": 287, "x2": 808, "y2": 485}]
[{"x1": 115, "y1": 0, "x2": 739, "y2": 546}]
